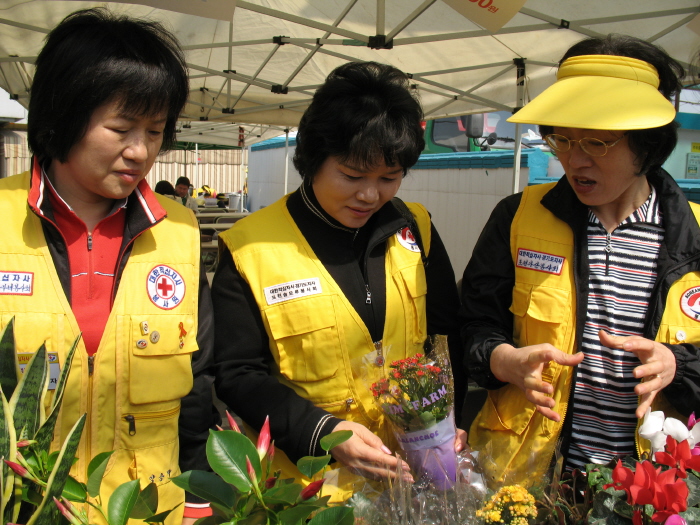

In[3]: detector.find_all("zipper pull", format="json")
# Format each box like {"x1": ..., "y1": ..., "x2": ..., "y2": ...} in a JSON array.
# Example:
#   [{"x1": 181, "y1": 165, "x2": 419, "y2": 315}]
[
  {"x1": 87, "y1": 234, "x2": 93, "y2": 251},
  {"x1": 365, "y1": 285, "x2": 372, "y2": 304},
  {"x1": 125, "y1": 415, "x2": 136, "y2": 435},
  {"x1": 605, "y1": 232, "x2": 613, "y2": 276},
  {"x1": 88, "y1": 355, "x2": 95, "y2": 376},
  {"x1": 345, "y1": 398, "x2": 354, "y2": 412}
]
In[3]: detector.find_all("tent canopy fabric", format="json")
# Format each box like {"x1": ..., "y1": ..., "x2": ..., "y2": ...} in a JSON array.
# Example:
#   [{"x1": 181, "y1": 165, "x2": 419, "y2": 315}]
[{"x1": 0, "y1": 0, "x2": 698, "y2": 147}]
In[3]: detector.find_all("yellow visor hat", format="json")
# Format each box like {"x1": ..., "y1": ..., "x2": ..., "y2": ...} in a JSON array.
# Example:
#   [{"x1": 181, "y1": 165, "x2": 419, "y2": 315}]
[{"x1": 508, "y1": 54, "x2": 676, "y2": 130}]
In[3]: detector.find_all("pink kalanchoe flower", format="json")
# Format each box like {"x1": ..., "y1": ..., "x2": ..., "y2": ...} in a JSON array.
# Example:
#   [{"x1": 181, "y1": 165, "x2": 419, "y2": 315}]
[
  {"x1": 4, "y1": 459, "x2": 29, "y2": 477},
  {"x1": 300, "y1": 479, "x2": 325, "y2": 501},
  {"x1": 688, "y1": 413, "x2": 697, "y2": 429},
  {"x1": 226, "y1": 410, "x2": 241, "y2": 432},
  {"x1": 257, "y1": 416, "x2": 271, "y2": 459},
  {"x1": 666, "y1": 515, "x2": 687, "y2": 525}
]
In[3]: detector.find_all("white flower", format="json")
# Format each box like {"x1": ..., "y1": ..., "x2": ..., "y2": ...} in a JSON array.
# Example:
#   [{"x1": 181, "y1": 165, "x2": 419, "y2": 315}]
[{"x1": 663, "y1": 418, "x2": 690, "y2": 443}]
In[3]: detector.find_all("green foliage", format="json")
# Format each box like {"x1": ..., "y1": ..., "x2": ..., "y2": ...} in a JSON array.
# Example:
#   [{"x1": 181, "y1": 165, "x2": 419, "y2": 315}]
[
  {"x1": 0, "y1": 317, "x2": 177, "y2": 525},
  {"x1": 175, "y1": 420, "x2": 355, "y2": 525}
]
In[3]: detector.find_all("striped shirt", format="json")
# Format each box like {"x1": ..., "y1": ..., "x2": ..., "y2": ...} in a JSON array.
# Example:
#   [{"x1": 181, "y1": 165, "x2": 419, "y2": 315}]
[{"x1": 566, "y1": 187, "x2": 664, "y2": 471}]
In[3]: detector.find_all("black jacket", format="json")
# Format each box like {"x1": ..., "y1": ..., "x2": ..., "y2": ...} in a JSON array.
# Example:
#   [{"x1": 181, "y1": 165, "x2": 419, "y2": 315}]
[
  {"x1": 212, "y1": 185, "x2": 464, "y2": 462},
  {"x1": 461, "y1": 169, "x2": 700, "y2": 422}
]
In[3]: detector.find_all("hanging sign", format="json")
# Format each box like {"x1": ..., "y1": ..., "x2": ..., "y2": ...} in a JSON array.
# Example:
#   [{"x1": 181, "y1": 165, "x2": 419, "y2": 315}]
[{"x1": 441, "y1": 0, "x2": 527, "y2": 33}]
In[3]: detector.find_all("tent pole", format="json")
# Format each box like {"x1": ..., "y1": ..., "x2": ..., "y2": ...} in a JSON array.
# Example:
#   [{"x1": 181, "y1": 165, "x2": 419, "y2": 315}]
[
  {"x1": 512, "y1": 58, "x2": 526, "y2": 194},
  {"x1": 196, "y1": 142, "x2": 200, "y2": 194},
  {"x1": 284, "y1": 129, "x2": 289, "y2": 196}
]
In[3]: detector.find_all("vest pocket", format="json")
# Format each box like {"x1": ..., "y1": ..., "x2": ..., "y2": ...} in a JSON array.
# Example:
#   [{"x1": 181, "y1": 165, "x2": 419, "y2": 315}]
[
  {"x1": 265, "y1": 295, "x2": 340, "y2": 382},
  {"x1": 510, "y1": 284, "x2": 570, "y2": 351},
  {"x1": 128, "y1": 315, "x2": 194, "y2": 405},
  {"x1": 394, "y1": 266, "x2": 428, "y2": 345},
  {"x1": 662, "y1": 324, "x2": 700, "y2": 345},
  {"x1": 476, "y1": 384, "x2": 535, "y2": 435}
]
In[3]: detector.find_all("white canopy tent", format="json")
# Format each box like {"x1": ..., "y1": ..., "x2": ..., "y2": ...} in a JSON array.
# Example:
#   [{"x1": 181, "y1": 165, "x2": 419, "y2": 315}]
[{"x1": 0, "y1": 0, "x2": 697, "y2": 148}]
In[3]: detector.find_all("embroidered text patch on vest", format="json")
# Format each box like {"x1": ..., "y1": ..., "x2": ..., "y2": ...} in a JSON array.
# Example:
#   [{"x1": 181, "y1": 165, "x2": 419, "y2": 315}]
[
  {"x1": 516, "y1": 248, "x2": 565, "y2": 275},
  {"x1": 0, "y1": 271, "x2": 33, "y2": 295},
  {"x1": 264, "y1": 278, "x2": 322, "y2": 305}
]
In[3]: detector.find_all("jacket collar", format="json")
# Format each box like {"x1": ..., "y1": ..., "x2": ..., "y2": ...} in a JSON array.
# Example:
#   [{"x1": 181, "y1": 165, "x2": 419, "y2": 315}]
[{"x1": 541, "y1": 169, "x2": 700, "y2": 265}]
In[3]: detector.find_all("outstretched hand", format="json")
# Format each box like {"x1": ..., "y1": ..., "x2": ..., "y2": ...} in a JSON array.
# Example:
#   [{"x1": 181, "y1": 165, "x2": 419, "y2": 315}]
[
  {"x1": 598, "y1": 330, "x2": 676, "y2": 418},
  {"x1": 490, "y1": 342, "x2": 584, "y2": 422},
  {"x1": 330, "y1": 420, "x2": 412, "y2": 481}
]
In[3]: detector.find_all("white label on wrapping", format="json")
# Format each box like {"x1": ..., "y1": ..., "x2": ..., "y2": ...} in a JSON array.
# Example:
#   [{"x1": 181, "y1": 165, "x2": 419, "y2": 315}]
[
  {"x1": 396, "y1": 412, "x2": 455, "y2": 451},
  {"x1": 264, "y1": 278, "x2": 322, "y2": 305}
]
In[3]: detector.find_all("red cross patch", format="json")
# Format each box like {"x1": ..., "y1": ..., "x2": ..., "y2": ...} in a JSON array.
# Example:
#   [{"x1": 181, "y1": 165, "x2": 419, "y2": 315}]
[{"x1": 147, "y1": 265, "x2": 186, "y2": 310}]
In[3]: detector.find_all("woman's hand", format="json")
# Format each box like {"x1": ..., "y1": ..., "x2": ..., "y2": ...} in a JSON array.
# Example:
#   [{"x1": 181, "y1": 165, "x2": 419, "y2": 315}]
[
  {"x1": 598, "y1": 330, "x2": 676, "y2": 418},
  {"x1": 330, "y1": 421, "x2": 412, "y2": 481},
  {"x1": 491, "y1": 342, "x2": 584, "y2": 422},
  {"x1": 455, "y1": 428, "x2": 468, "y2": 452}
]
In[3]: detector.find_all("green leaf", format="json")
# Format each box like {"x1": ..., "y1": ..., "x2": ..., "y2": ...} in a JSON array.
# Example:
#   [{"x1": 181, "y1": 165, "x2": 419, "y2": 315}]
[
  {"x1": 0, "y1": 318, "x2": 18, "y2": 402},
  {"x1": 319, "y1": 431, "x2": 352, "y2": 452},
  {"x1": 171, "y1": 470, "x2": 237, "y2": 508},
  {"x1": 262, "y1": 483, "x2": 302, "y2": 506},
  {"x1": 130, "y1": 482, "x2": 159, "y2": 519},
  {"x1": 687, "y1": 469, "x2": 700, "y2": 507},
  {"x1": 10, "y1": 344, "x2": 49, "y2": 439},
  {"x1": 61, "y1": 475, "x2": 87, "y2": 502},
  {"x1": 296, "y1": 455, "x2": 332, "y2": 478},
  {"x1": 238, "y1": 509, "x2": 269, "y2": 525},
  {"x1": 194, "y1": 516, "x2": 228, "y2": 525},
  {"x1": 143, "y1": 502, "x2": 181, "y2": 524},
  {"x1": 206, "y1": 429, "x2": 261, "y2": 492},
  {"x1": 86, "y1": 451, "x2": 113, "y2": 498},
  {"x1": 307, "y1": 506, "x2": 354, "y2": 525},
  {"x1": 33, "y1": 336, "x2": 80, "y2": 451},
  {"x1": 0, "y1": 385, "x2": 15, "y2": 515},
  {"x1": 25, "y1": 413, "x2": 86, "y2": 525},
  {"x1": 107, "y1": 479, "x2": 141, "y2": 525},
  {"x1": 681, "y1": 506, "x2": 700, "y2": 525},
  {"x1": 278, "y1": 504, "x2": 315, "y2": 525}
]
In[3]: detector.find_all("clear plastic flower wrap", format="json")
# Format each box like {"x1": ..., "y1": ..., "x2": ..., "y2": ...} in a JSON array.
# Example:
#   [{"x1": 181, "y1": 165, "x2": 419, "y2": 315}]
[{"x1": 361, "y1": 336, "x2": 458, "y2": 489}]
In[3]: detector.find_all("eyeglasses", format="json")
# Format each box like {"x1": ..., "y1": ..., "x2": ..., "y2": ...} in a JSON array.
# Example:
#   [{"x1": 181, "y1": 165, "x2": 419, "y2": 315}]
[{"x1": 544, "y1": 133, "x2": 626, "y2": 157}]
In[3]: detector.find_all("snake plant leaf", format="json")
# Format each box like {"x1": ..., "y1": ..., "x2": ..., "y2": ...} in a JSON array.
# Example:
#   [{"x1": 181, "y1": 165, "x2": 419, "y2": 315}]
[
  {"x1": 0, "y1": 385, "x2": 17, "y2": 522},
  {"x1": 9, "y1": 344, "x2": 49, "y2": 439},
  {"x1": 107, "y1": 479, "x2": 141, "y2": 525},
  {"x1": 34, "y1": 336, "x2": 80, "y2": 450},
  {"x1": 25, "y1": 413, "x2": 86, "y2": 525},
  {"x1": 0, "y1": 318, "x2": 19, "y2": 402}
]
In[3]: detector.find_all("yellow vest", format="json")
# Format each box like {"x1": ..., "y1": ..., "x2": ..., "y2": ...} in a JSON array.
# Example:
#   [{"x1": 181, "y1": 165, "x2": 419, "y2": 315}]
[
  {"x1": 0, "y1": 172, "x2": 200, "y2": 524},
  {"x1": 220, "y1": 196, "x2": 431, "y2": 498},
  {"x1": 469, "y1": 182, "x2": 700, "y2": 487}
]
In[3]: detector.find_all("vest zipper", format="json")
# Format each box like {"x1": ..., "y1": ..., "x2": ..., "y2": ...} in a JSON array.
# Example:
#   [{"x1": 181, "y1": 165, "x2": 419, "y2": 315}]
[
  {"x1": 365, "y1": 284, "x2": 372, "y2": 304},
  {"x1": 316, "y1": 398, "x2": 355, "y2": 412},
  {"x1": 605, "y1": 232, "x2": 612, "y2": 276},
  {"x1": 123, "y1": 406, "x2": 181, "y2": 436}
]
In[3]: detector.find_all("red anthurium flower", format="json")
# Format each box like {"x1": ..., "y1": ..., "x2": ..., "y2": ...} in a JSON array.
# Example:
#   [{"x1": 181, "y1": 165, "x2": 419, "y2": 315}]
[
  {"x1": 226, "y1": 410, "x2": 241, "y2": 432},
  {"x1": 300, "y1": 479, "x2": 325, "y2": 501},
  {"x1": 257, "y1": 416, "x2": 271, "y2": 459}
]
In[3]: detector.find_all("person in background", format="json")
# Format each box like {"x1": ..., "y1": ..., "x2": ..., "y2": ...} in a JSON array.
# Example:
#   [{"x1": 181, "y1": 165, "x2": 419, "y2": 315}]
[
  {"x1": 0, "y1": 8, "x2": 217, "y2": 524},
  {"x1": 155, "y1": 179, "x2": 178, "y2": 200},
  {"x1": 212, "y1": 61, "x2": 466, "y2": 501},
  {"x1": 461, "y1": 34, "x2": 700, "y2": 487},
  {"x1": 175, "y1": 175, "x2": 199, "y2": 210}
]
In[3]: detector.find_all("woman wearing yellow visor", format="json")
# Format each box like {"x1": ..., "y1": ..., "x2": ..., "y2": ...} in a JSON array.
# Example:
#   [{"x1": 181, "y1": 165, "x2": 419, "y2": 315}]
[{"x1": 461, "y1": 34, "x2": 697, "y2": 487}]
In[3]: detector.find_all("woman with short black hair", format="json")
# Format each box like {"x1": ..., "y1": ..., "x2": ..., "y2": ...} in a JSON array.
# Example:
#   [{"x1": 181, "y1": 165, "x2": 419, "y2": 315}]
[{"x1": 212, "y1": 61, "x2": 466, "y2": 501}]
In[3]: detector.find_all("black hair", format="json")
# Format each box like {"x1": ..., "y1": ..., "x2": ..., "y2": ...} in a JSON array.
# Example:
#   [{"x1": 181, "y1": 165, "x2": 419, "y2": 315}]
[
  {"x1": 28, "y1": 8, "x2": 188, "y2": 162},
  {"x1": 154, "y1": 180, "x2": 176, "y2": 196},
  {"x1": 539, "y1": 34, "x2": 684, "y2": 176},
  {"x1": 176, "y1": 176, "x2": 191, "y2": 187},
  {"x1": 293, "y1": 61, "x2": 425, "y2": 180}
]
